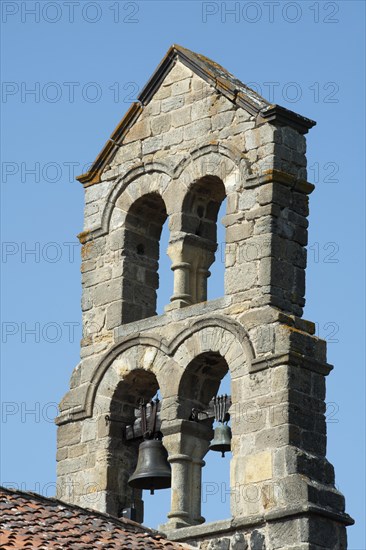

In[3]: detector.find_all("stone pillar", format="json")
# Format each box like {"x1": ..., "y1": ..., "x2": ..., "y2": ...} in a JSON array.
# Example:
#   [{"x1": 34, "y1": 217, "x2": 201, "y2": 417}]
[
  {"x1": 196, "y1": 267, "x2": 210, "y2": 302},
  {"x1": 166, "y1": 238, "x2": 193, "y2": 310},
  {"x1": 170, "y1": 262, "x2": 192, "y2": 306},
  {"x1": 167, "y1": 452, "x2": 193, "y2": 528},
  {"x1": 190, "y1": 457, "x2": 206, "y2": 525},
  {"x1": 161, "y1": 420, "x2": 212, "y2": 530},
  {"x1": 166, "y1": 235, "x2": 215, "y2": 309}
]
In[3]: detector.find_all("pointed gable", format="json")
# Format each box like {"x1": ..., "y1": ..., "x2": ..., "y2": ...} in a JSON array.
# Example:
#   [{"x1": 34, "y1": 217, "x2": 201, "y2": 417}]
[{"x1": 77, "y1": 45, "x2": 315, "y2": 186}]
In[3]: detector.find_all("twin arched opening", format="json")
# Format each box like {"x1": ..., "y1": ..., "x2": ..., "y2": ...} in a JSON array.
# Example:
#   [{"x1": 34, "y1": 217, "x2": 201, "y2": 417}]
[
  {"x1": 120, "y1": 175, "x2": 227, "y2": 324},
  {"x1": 91, "y1": 318, "x2": 252, "y2": 528}
]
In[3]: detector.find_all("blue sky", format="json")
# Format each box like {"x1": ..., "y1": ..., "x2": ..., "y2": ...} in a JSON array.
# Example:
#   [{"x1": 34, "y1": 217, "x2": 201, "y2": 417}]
[{"x1": 1, "y1": 1, "x2": 365, "y2": 546}]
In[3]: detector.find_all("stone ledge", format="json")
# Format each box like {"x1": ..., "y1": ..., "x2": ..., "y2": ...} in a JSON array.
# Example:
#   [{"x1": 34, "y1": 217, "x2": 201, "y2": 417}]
[
  {"x1": 114, "y1": 296, "x2": 231, "y2": 341},
  {"x1": 163, "y1": 505, "x2": 353, "y2": 542},
  {"x1": 250, "y1": 352, "x2": 333, "y2": 375},
  {"x1": 244, "y1": 169, "x2": 314, "y2": 194}
]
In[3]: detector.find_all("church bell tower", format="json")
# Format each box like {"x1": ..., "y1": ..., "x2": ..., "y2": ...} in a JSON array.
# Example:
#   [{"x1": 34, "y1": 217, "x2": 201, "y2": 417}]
[{"x1": 56, "y1": 45, "x2": 353, "y2": 549}]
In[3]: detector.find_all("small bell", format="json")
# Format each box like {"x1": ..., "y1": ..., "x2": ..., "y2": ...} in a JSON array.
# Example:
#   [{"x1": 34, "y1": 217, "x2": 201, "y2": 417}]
[
  {"x1": 209, "y1": 395, "x2": 232, "y2": 457},
  {"x1": 128, "y1": 439, "x2": 171, "y2": 495},
  {"x1": 209, "y1": 422, "x2": 232, "y2": 457}
]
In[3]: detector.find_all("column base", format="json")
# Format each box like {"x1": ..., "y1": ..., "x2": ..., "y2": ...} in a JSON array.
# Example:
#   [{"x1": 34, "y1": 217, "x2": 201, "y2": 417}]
[{"x1": 165, "y1": 299, "x2": 191, "y2": 312}]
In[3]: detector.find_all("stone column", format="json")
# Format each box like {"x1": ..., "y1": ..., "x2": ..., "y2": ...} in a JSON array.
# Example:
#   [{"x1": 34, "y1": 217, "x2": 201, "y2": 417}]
[
  {"x1": 167, "y1": 452, "x2": 193, "y2": 528},
  {"x1": 194, "y1": 245, "x2": 216, "y2": 304},
  {"x1": 166, "y1": 238, "x2": 193, "y2": 310},
  {"x1": 160, "y1": 420, "x2": 213, "y2": 530},
  {"x1": 190, "y1": 456, "x2": 207, "y2": 525},
  {"x1": 170, "y1": 262, "x2": 192, "y2": 307},
  {"x1": 196, "y1": 267, "x2": 210, "y2": 302}
]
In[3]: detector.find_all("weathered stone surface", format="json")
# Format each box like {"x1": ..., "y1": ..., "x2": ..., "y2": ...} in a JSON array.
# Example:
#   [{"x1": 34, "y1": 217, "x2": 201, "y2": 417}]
[{"x1": 57, "y1": 53, "x2": 352, "y2": 550}]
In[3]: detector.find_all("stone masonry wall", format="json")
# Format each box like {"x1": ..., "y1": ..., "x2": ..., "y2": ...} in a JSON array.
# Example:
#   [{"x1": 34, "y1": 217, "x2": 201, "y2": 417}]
[{"x1": 56, "y1": 57, "x2": 352, "y2": 549}]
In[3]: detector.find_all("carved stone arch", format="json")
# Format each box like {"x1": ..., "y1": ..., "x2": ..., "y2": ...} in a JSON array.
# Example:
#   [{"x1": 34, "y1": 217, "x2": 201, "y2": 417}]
[
  {"x1": 174, "y1": 142, "x2": 251, "y2": 188},
  {"x1": 83, "y1": 335, "x2": 174, "y2": 419},
  {"x1": 170, "y1": 316, "x2": 255, "y2": 381},
  {"x1": 116, "y1": 188, "x2": 168, "y2": 323},
  {"x1": 89, "y1": 338, "x2": 175, "y2": 519},
  {"x1": 166, "y1": 145, "x2": 249, "y2": 310},
  {"x1": 99, "y1": 161, "x2": 175, "y2": 236},
  {"x1": 158, "y1": 316, "x2": 254, "y2": 529},
  {"x1": 95, "y1": 345, "x2": 180, "y2": 415},
  {"x1": 109, "y1": 165, "x2": 174, "y2": 233}
]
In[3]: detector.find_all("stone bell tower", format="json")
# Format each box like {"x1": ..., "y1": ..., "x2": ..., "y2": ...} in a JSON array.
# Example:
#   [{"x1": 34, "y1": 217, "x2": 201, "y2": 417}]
[{"x1": 56, "y1": 45, "x2": 353, "y2": 548}]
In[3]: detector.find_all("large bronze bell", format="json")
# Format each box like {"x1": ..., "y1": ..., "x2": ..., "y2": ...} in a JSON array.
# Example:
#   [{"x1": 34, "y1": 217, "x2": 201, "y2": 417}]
[
  {"x1": 128, "y1": 439, "x2": 171, "y2": 495},
  {"x1": 209, "y1": 422, "x2": 232, "y2": 457}
]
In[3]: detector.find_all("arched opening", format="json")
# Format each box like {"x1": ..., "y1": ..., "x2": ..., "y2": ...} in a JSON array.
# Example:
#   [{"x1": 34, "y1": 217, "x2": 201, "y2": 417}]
[
  {"x1": 208, "y1": 197, "x2": 227, "y2": 300},
  {"x1": 178, "y1": 351, "x2": 228, "y2": 417},
  {"x1": 156, "y1": 217, "x2": 172, "y2": 315},
  {"x1": 105, "y1": 369, "x2": 170, "y2": 526},
  {"x1": 177, "y1": 351, "x2": 231, "y2": 525},
  {"x1": 178, "y1": 176, "x2": 226, "y2": 306},
  {"x1": 201, "y1": 370, "x2": 231, "y2": 522},
  {"x1": 122, "y1": 193, "x2": 167, "y2": 323}
]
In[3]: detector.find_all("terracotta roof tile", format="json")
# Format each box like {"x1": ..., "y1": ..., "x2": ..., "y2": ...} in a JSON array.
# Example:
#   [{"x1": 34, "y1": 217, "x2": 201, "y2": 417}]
[{"x1": 0, "y1": 487, "x2": 192, "y2": 549}]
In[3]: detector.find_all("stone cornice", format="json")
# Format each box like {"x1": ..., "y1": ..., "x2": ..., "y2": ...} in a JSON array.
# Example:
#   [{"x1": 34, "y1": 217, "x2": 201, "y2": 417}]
[
  {"x1": 164, "y1": 505, "x2": 354, "y2": 542},
  {"x1": 245, "y1": 169, "x2": 315, "y2": 194},
  {"x1": 250, "y1": 351, "x2": 333, "y2": 376}
]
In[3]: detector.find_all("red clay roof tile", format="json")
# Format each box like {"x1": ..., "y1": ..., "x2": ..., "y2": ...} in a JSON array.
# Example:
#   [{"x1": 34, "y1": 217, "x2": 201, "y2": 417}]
[{"x1": 0, "y1": 487, "x2": 192, "y2": 549}]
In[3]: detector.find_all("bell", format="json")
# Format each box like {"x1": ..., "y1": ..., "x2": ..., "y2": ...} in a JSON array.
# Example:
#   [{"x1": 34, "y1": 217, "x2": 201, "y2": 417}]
[
  {"x1": 209, "y1": 422, "x2": 232, "y2": 458},
  {"x1": 128, "y1": 439, "x2": 171, "y2": 495}
]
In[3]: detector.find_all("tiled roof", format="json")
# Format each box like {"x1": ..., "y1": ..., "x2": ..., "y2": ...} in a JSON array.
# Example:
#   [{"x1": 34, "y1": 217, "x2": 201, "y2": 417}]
[{"x1": 0, "y1": 486, "x2": 192, "y2": 549}]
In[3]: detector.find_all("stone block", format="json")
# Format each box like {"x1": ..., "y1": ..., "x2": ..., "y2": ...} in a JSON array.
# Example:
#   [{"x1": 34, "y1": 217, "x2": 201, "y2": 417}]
[
  {"x1": 171, "y1": 78, "x2": 191, "y2": 96},
  {"x1": 225, "y1": 263, "x2": 258, "y2": 294},
  {"x1": 93, "y1": 278, "x2": 122, "y2": 306},
  {"x1": 142, "y1": 136, "x2": 163, "y2": 155},
  {"x1": 268, "y1": 519, "x2": 301, "y2": 548},
  {"x1": 184, "y1": 118, "x2": 211, "y2": 140},
  {"x1": 82, "y1": 266, "x2": 111, "y2": 288},
  {"x1": 245, "y1": 128, "x2": 260, "y2": 150},
  {"x1": 124, "y1": 119, "x2": 151, "y2": 143},
  {"x1": 154, "y1": 85, "x2": 171, "y2": 100},
  {"x1": 244, "y1": 451, "x2": 272, "y2": 483},
  {"x1": 250, "y1": 530, "x2": 265, "y2": 550},
  {"x1": 106, "y1": 300, "x2": 122, "y2": 330},
  {"x1": 212, "y1": 111, "x2": 234, "y2": 131},
  {"x1": 255, "y1": 424, "x2": 301, "y2": 451},
  {"x1": 302, "y1": 517, "x2": 340, "y2": 547},
  {"x1": 161, "y1": 96, "x2": 184, "y2": 112},
  {"x1": 114, "y1": 140, "x2": 141, "y2": 164},
  {"x1": 171, "y1": 105, "x2": 192, "y2": 128},
  {"x1": 163, "y1": 127, "x2": 183, "y2": 147},
  {"x1": 151, "y1": 113, "x2": 171, "y2": 135},
  {"x1": 226, "y1": 221, "x2": 253, "y2": 243},
  {"x1": 163, "y1": 63, "x2": 192, "y2": 85},
  {"x1": 57, "y1": 423, "x2": 81, "y2": 448}
]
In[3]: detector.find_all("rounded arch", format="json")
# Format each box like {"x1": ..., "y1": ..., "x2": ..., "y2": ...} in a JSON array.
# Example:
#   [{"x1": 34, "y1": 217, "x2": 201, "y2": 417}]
[
  {"x1": 178, "y1": 351, "x2": 229, "y2": 419},
  {"x1": 58, "y1": 316, "x2": 255, "y2": 423},
  {"x1": 86, "y1": 335, "x2": 179, "y2": 418},
  {"x1": 103, "y1": 163, "x2": 175, "y2": 235},
  {"x1": 82, "y1": 142, "x2": 251, "y2": 241},
  {"x1": 121, "y1": 191, "x2": 168, "y2": 323},
  {"x1": 181, "y1": 175, "x2": 226, "y2": 240},
  {"x1": 94, "y1": 358, "x2": 164, "y2": 520},
  {"x1": 174, "y1": 142, "x2": 250, "y2": 188},
  {"x1": 170, "y1": 316, "x2": 255, "y2": 376}
]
